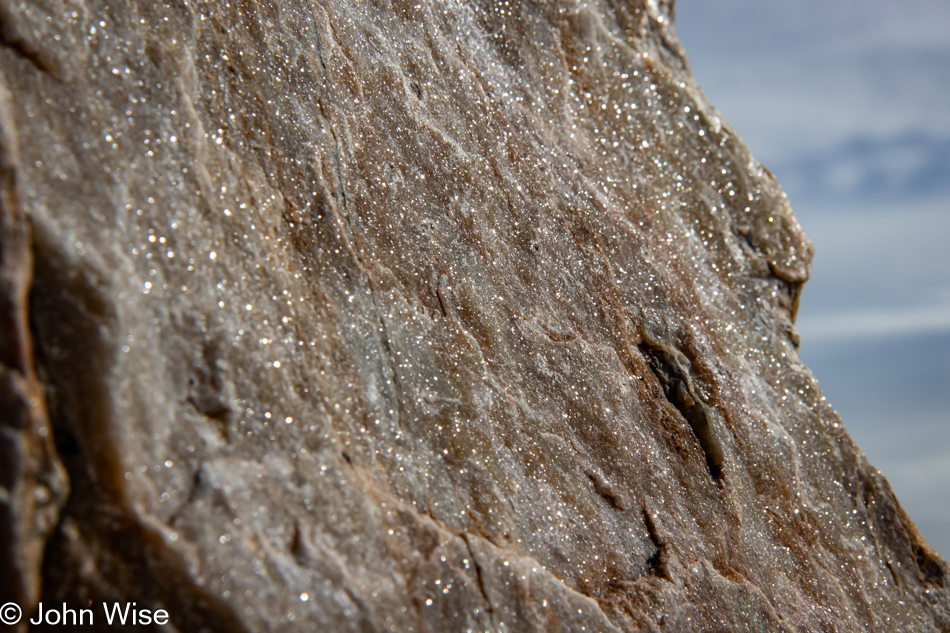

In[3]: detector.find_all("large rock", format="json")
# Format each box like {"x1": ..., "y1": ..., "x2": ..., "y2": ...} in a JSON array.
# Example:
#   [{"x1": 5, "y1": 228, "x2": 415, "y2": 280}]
[{"x1": 2, "y1": 0, "x2": 948, "y2": 630}]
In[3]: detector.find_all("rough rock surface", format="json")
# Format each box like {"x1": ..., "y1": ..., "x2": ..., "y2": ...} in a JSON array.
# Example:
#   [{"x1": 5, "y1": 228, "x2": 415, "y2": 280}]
[{"x1": 1, "y1": 0, "x2": 948, "y2": 631}]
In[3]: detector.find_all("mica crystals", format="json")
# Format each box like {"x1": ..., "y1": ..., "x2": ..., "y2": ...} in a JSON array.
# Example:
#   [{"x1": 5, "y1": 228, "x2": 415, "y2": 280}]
[{"x1": 1, "y1": 0, "x2": 948, "y2": 631}]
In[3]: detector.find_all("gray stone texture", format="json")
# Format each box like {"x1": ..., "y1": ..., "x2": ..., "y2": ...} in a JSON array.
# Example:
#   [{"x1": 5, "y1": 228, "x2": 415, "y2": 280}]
[{"x1": 1, "y1": 0, "x2": 948, "y2": 631}]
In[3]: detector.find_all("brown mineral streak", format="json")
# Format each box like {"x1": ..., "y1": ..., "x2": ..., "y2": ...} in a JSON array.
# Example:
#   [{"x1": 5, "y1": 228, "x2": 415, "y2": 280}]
[{"x1": 1, "y1": 0, "x2": 948, "y2": 632}]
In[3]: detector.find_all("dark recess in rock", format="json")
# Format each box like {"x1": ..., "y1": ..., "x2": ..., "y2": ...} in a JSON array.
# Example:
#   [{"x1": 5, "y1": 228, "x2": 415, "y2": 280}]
[{"x1": 638, "y1": 337, "x2": 724, "y2": 482}]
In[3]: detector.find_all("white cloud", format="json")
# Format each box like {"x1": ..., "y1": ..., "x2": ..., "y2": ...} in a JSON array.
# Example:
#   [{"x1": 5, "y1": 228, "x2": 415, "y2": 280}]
[{"x1": 797, "y1": 303, "x2": 950, "y2": 342}]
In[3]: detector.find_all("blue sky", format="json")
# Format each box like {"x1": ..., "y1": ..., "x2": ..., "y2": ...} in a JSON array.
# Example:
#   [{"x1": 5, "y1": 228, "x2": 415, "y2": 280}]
[{"x1": 675, "y1": 0, "x2": 950, "y2": 558}]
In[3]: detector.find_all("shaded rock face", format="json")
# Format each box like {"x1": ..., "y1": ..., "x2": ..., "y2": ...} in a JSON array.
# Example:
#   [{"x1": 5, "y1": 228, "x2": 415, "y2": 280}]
[{"x1": 1, "y1": 0, "x2": 948, "y2": 630}]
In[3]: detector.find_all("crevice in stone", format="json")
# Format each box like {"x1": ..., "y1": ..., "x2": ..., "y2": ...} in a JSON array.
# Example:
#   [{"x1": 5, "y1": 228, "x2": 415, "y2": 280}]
[
  {"x1": 186, "y1": 339, "x2": 235, "y2": 440},
  {"x1": 436, "y1": 273, "x2": 457, "y2": 321},
  {"x1": 642, "y1": 509, "x2": 668, "y2": 579},
  {"x1": 914, "y1": 543, "x2": 947, "y2": 587},
  {"x1": 0, "y1": 9, "x2": 58, "y2": 80},
  {"x1": 462, "y1": 534, "x2": 494, "y2": 617},
  {"x1": 638, "y1": 340, "x2": 724, "y2": 482},
  {"x1": 373, "y1": 304, "x2": 406, "y2": 432},
  {"x1": 543, "y1": 326, "x2": 576, "y2": 343}
]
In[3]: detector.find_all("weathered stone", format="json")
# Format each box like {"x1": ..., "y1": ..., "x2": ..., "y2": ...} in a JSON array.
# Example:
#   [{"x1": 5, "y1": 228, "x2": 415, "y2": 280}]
[
  {"x1": 1, "y1": 0, "x2": 948, "y2": 631},
  {"x1": 0, "y1": 59, "x2": 69, "y2": 621}
]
